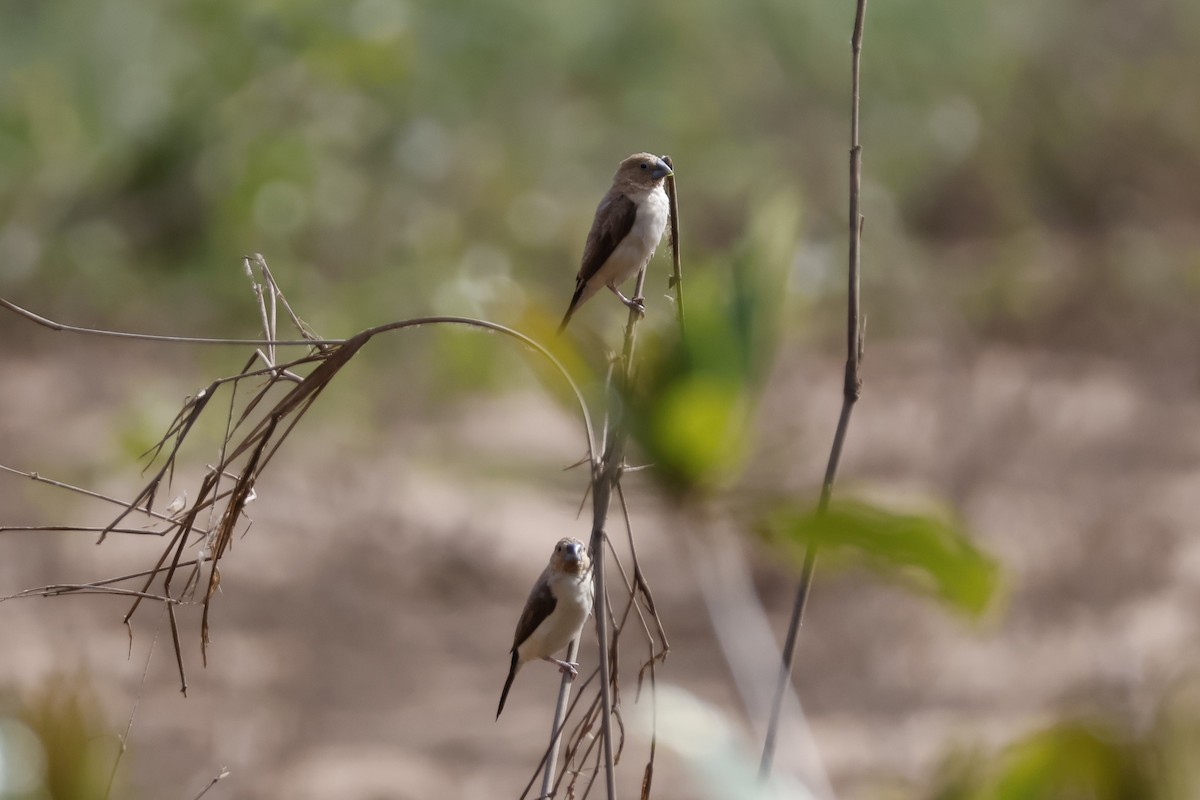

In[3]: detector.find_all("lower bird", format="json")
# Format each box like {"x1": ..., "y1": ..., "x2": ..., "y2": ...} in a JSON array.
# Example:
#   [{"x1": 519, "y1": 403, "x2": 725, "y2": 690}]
[
  {"x1": 557, "y1": 152, "x2": 673, "y2": 333},
  {"x1": 497, "y1": 537, "x2": 594, "y2": 719}
]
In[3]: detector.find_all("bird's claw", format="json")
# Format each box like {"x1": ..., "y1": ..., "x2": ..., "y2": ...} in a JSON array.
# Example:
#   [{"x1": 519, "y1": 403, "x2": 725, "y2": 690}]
[
  {"x1": 544, "y1": 657, "x2": 579, "y2": 678},
  {"x1": 609, "y1": 285, "x2": 646, "y2": 317}
]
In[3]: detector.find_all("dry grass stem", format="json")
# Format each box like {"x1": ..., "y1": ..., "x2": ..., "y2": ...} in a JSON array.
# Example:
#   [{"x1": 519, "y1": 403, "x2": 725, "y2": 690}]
[
  {"x1": 188, "y1": 767, "x2": 231, "y2": 800},
  {"x1": 759, "y1": 0, "x2": 869, "y2": 780},
  {"x1": 2, "y1": 259, "x2": 597, "y2": 700},
  {"x1": 535, "y1": 158, "x2": 684, "y2": 797}
]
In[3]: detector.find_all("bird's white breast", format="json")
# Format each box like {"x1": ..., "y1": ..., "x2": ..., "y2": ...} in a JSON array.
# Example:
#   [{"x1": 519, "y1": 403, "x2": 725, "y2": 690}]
[
  {"x1": 627, "y1": 185, "x2": 670, "y2": 255},
  {"x1": 600, "y1": 185, "x2": 670, "y2": 288},
  {"x1": 516, "y1": 570, "x2": 594, "y2": 664}
]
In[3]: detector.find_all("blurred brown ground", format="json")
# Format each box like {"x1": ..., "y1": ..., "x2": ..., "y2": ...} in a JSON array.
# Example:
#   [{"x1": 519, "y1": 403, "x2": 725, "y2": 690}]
[{"x1": 2, "y1": 330, "x2": 1197, "y2": 799}]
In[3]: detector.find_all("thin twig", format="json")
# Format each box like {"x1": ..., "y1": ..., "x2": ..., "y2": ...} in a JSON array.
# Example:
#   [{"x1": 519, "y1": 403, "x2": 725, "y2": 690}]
[
  {"x1": 0, "y1": 464, "x2": 175, "y2": 522},
  {"x1": 541, "y1": 250, "x2": 655, "y2": 800},
  {"x1": 616, "y1": 482, "x2": 670, "y2": 664},
  {"x1": 596, "y1": 262, "x2": 657, "y2": 799},
  {"x1": 589, "y1": 477, "x2": 620, "y2": 799},
  {"x1": 0, "y1": 525, "x2": 166, "y2": 536},
  {"x1": 188, "y1": 767, "x2": 231, "y2": 800},
  {"x1": 600, "y1": 527, "x2": 668, "y2": 797},
  {"x1": 1, "y1": 305, "x2": 599, "y2": 468},
  {"x1": 98, "y1": 380, "x2": 219, "y2": 543},
  {"x1": 759, "y1": 0, "x2": 868, "y2": 780},
  {"x1": 539, "y1": 638, "x2": 581, "y2": 798},
  {"x1": 104, "y1": 611, "x2": 163, "y2": 799},
  {"x1": 0, "y1": 296, "x2": 342, "y2": 347},
  {"x1": 661, "y1": 155, "x2": 686, "y2": 332},
  {"x1": 3, "y1": 585, "x2": 181, "y2": 603},
  {"x1": 249, "y1": 254, "x2": 329, "y2": 350},
  {"x1": 520, "y1": 670, "x2": 601, "y2": 799}
]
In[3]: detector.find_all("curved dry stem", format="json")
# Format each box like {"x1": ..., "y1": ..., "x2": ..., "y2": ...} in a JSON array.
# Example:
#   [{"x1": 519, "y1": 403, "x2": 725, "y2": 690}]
[
  {"x1": 0, "y1": 300, "x2": 598, "y2": 463},
  {"x1": 3, "y1": 294, "x2": 600, "y2": 697},
  {"x1": 356, "y1": 316, "x2": 597, "y2": 461},
  {"x1": 0, "y1": 296, "x2": 344, "y2": 347}
]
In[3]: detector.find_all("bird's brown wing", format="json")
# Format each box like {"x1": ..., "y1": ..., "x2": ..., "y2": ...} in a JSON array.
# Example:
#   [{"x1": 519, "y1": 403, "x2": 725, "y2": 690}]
[
  {"x1": 558, "y1": 192, "x2": 638, "y2": 331},
  {"x1": 577, "y1": 192, "x2": 638, "y2": 287},
  {"x1": 512, "y1": 567, "x2": 557, "y2": 649},
  {"x1": 498, "y1": 568, "x2": 558, "y2": 718}
]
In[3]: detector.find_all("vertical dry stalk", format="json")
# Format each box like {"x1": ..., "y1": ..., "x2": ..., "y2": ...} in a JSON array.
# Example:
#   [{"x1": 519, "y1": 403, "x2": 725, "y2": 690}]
[
  {"x1": 537, "y1": 156, "x2": 682, "y2": 799},
  {"x1": 586, "y1": 263, "x2": 655, "y2": 800},
  {"x1": 534, "y1": 365, "x2": 636, "y2": 800},
  {"x1": 759, "y1": 0, "x2": 868, "y2": 780},
  {"x1": 538, "y1": 638, "x2": 580, "y2": 798},
  {"x1": 588, "y1": 472, "x2": 621, "y2": 799},
  {"x1": 663, "y1": 159, "x2": 686, "y2": 332}
]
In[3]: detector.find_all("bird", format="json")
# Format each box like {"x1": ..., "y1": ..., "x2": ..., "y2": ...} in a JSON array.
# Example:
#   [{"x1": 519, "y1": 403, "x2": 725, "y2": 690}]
[
  {"x1": 497, "y1": 537, "x2": 594, "y2": 719},
  {"x1": 557, "y1": 152, "x2": 673, "y2": 333}
]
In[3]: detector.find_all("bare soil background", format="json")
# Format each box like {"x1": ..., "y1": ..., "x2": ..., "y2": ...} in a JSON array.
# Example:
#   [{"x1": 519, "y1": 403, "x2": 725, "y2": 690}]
[{"x1": 2, "y1": 335, "x2": 1199, "y2": 799}]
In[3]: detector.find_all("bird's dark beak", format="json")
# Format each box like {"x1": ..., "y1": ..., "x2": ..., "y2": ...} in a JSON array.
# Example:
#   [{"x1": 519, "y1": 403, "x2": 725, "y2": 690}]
[
  {"x1": 563, "y1": 542, "x2": 585, "y2": 566},
  {"x1": 651, "y1": 158, "x2": 673, "y2": 180}
]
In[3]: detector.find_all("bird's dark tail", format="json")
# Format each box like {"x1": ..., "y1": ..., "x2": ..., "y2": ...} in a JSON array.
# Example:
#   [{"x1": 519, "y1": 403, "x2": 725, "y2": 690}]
[
  {"x1": 556, "y1": 287, "x2": 585, "y2": 335},
  {"x1": 496, "y1": 651, "x2": 520, "y2": 719}
]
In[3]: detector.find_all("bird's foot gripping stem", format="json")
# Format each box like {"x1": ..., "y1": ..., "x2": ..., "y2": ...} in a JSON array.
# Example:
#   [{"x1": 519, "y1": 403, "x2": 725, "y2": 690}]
[
  {"x1": 610, "y1": 286, "x2": 646, "y2": 318},
  {"x1": 543, "y1": 656, "x2": 579, "y2": 678}
]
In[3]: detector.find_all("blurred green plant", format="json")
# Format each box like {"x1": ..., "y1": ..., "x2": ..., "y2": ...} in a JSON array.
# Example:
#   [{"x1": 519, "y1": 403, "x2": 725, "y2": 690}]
[
  {"x1": 622, "y1": 190, "x2": 796, "y2": 495},
  {"x1": 762, "y1": 499, "x2": 1000, "y2": 617},
  {"x1": 649, "y1": 678, "x2": 1200, "y2": 800},
  {"x1": 925, "y1": 678, "x2": 1200, "y2": 799},
  {"x1": 0, "y1": 676, "x2": 117, "y2": 800}
]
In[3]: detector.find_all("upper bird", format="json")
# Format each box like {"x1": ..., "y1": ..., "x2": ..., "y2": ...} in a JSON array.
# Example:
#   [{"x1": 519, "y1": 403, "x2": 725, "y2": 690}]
[
  {"x1": 496, "y1": 537, "x2": 594, "y2": 719},
  {"x1": 557, "y1": 153, "x2": 673, "y2": 333}
]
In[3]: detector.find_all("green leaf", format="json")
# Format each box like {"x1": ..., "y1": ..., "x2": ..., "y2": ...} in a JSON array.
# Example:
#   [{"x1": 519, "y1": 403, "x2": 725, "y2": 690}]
[
  {"x1": 763, "y1": 500, "x2": 1000, "y2": 616},
  {"x1": 624, "y1": 282, "x2": 753, "y2": 495},
  {"x1": 990, "y1": 723, "x2": 1142, "y2": 800},
  {"x1": 643, "y1": 374, "x2": 750, "y2": 490}
]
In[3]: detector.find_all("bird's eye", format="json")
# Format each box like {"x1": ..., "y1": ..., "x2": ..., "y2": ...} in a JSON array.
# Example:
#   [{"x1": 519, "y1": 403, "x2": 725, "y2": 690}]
[{"x1": 640, "y1": 162, "x2": 648, "y2": 170}]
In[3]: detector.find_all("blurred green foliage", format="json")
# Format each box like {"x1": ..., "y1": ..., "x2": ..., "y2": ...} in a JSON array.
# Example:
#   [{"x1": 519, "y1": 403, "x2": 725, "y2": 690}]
[
  {"x1": 0, "y1": 677, "x2": 116, "y2": 800},
  {"x1": 601, "y1": 187, "x2": 794, "y2": 494},
  {"x1": 1, "y1": 0, "x2": 1196, "y2": 353},
  {"x1": 763, "y1": 499, "x2": 1000, "y2": 617},
  {"x1": 925, "y1": 679, "x2": 1200, "y2": 799},
  {"x1": 653, "y1": 680, "x2": 1200, "y2": 800}
]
